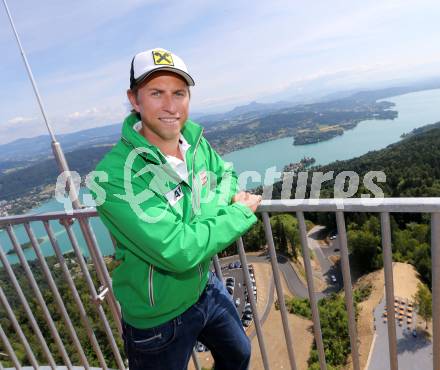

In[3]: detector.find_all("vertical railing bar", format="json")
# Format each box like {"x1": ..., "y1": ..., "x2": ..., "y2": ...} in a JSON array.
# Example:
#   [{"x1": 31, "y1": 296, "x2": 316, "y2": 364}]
[
  {"x1": 0, "y1": 359, "x2": 4, "y2": 370},
  {"x1": 212, "y1": 255, "x2": 224, "y2": 281},
  {"x1": 0, "y1": 319, "x2": 22, "y2": 369},
  {"x1": 6, "y1": 225, "x2": 74, "y2": 369},
  {"x1": 191, "y1": 349, "x2": 201, "y2": 370},
  {"x1": 380, "y1": 212, "x2": 398, "y2": 370},
  {"x1": 262, "y1": 212, "x2": 298, "y2": 370},
  {"x1": 0, "y1": 238, "x2": 56, "y2": 369},
  {"x1": 44, "y1": 221, "x2": 125, "y2": 370},
  {"x1": 236, "y1": 237, "x2": 271, "y2": 370},
  {"x1": 104, "y1": 230, "x2": 123, "y2": 317},
  {"x1": 335, "y1": 211, "x2": 360, "y2": 370},
  {"x1": 108, "y1": 231, "x2": 118, "y2": 253},
  {"x1": 296, "y1": 211, "x2": 327, "y2": 370},
  {"x1": 431, "y1": 213, "x2": 440, "y2": 370},
  {"x1": 77, "y1": 217, "x2": 122, "y2": 334},
  {"x1": 61, "y1": 221, "x2": 119, "y2": 370},
  {"x1": 0, "y1": 284, "x2": 37, "y2": 368},
  {"x1": 23, "y1": 222, "x2": 94, "y2": 369}
]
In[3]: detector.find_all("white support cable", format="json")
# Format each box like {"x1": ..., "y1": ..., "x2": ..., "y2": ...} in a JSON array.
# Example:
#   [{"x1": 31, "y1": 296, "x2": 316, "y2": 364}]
[{"x1": 2, "y1": 0, "x2": 56, "y2": 142}]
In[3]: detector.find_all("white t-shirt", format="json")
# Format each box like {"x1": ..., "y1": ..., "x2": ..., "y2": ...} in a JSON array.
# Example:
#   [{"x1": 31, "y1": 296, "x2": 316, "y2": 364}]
[
  {"x1": 133, "y1": 122, "x2": 191, "y2": 183},
  {"x1": 163, "y1": 136, "x2": 191, "y2": 183}
]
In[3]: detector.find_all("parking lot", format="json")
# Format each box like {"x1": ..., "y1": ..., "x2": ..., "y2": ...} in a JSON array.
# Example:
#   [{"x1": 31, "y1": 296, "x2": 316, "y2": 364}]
[
  {"x1": 221, "y1": 261, "x2": 256, "y2": 316},
  {"x1": 368, "y1": 297, "x2": 433, "y2": 369}
]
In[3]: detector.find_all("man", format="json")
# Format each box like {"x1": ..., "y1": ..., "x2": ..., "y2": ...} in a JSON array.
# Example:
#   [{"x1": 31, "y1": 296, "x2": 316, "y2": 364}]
[{"x1": 91, "y1": 47, "x2": 261, "y2": 370}]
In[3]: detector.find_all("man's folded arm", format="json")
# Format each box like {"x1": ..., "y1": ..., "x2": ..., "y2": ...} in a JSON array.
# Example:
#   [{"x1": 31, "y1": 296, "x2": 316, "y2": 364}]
[{"x1": 97, "y1": 189, "x2": 257, "y2": 274}]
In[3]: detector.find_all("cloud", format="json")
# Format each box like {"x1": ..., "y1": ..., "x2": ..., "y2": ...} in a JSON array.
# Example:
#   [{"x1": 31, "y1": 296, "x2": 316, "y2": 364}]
[
  {"x1": 7, "y1": 116, "x2": 37, "y2": 125},
  {"x1": 2, "y1": 0, "x2": 440, "y2": 144},
  {"x1": 0, "y1": 0, "x2": 158, "y2": 53},
  {"x1": 0, "y1": 105, "x2": 125, "y2": 145},
  {"x1": 1, "y1": 115, "x2": 42, "y2": 144},
  {"x1": 67, "y1": 108, "x2": 100, "y2": 120},
  {"x1": 65, "y1": 106, "x2": 123, "y2": 124}
]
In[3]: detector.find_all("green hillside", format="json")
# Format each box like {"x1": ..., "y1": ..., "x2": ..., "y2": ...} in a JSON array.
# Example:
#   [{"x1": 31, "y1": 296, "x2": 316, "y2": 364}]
[{"x1": 266, "y1": 122, "x2": 440, "y2": 287}]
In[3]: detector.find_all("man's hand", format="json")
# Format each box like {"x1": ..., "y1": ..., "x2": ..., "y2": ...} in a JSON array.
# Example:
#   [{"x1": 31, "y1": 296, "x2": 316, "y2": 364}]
[{"x1": 232, "y1": 191, "x2": 262, "y2": 213}]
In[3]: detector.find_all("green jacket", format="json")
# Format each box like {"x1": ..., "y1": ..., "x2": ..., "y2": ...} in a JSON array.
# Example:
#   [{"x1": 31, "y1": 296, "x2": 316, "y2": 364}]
[{"x1": 91, "y1": 113, "x2": 257, "y2": 329}]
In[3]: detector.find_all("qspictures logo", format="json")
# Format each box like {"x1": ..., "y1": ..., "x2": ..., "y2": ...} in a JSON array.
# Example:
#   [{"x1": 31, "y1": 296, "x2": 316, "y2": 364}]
[{"x1": 54, "y1": 148, "x2": 386, "y2": 222}]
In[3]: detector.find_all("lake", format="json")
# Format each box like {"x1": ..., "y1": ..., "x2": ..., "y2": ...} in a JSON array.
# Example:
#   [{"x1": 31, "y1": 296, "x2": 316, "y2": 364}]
[
  {"x1": 2, "y1": 88, "x2": 440, "y2": 262},
  {"x1": 224, "y1": 88, "x2": 440, "y2": 188}
]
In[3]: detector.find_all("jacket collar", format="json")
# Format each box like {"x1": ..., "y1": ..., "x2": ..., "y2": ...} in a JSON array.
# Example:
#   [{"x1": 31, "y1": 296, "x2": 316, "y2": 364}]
[{"x1": 121, "y1": 113, "x2": 203, "y2": 164}]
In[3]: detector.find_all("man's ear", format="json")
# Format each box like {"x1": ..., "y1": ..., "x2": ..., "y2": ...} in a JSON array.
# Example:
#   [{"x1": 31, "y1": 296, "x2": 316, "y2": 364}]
[{"x1": 127, "y1": 89, "x2": 139, "y2": 112}]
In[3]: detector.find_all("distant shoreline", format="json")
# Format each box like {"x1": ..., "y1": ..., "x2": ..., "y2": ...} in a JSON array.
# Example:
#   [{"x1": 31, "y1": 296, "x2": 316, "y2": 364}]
[{"x1": 2, "y1": 89, "x2": 440, "y2": 217}]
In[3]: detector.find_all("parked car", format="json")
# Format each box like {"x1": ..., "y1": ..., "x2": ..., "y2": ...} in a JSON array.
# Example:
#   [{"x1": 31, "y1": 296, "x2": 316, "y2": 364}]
[
  {"x1": 234, "y1": 261, "x2": 241, "y2": 268},
  {"x1": 196, "y1": 342, "x2": 206, "y2": 352},
  {"x1": 242, "y1": 320, "x2": 251, "y2": 327},
  {"x1": 225, "y1": 277, "x2": 235, "y2": 286},
  {"x1": 242, "y1": 313, "x2": 252, "y2": 321},
  {"x1": 228, "y1": 262, "x2": 234, "y2": 269},
  {"x1": 235, "y1": 298, "x2": 241, "y2": 307},
  {"x1": 226, "y1": 286, "x2": 234, "y2": 296}
]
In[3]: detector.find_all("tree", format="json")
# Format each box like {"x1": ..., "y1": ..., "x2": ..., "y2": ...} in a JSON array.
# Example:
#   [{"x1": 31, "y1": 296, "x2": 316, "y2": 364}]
[
  {"x1": 414, "y1": 282, "x2": 432, "y2": 329},
  {"x1": 242, "y1": 219, "x2": 265, "y2": 251},
  {"x1": 269, "y1": 214, "x2": 300, "y2": 259},
  {"x1": 272, "y1": 217, "x2": 288, "y2": 255},
  {"x1": 347, "y1": 229, "x2": 382, "y2": 273}
]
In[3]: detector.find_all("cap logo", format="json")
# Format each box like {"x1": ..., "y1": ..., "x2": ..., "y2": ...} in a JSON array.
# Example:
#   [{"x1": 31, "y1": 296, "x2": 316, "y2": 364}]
[{"x1": 152, "y1": 50, "x2": 174, "y2": 66}]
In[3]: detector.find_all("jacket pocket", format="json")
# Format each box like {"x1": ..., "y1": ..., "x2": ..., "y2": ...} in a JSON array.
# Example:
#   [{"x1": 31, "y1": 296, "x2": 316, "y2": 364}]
[{"x1": 130, "y1": 319, "x2": 176, "y2": 353}]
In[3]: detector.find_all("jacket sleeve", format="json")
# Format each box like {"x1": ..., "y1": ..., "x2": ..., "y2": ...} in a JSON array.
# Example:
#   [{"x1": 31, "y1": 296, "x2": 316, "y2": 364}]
[{"x1": 94, "y1": 174, "x2": 257, "y2": 274}]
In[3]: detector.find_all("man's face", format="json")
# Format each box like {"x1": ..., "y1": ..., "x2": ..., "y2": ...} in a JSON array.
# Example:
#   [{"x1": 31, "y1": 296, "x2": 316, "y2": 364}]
[{"x1": 128, "y1": 71, "x2": 190, "y2": 142}]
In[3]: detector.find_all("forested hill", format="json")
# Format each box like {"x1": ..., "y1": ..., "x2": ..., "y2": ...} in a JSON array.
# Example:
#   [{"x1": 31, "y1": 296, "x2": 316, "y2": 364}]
[
  {"x1": 270, "y1": 121, "x2": 440, "y2": 200},
  {"x1": 0, "y1": 145, "x2": 113, "y2": 201},
  {"x1": 2, "y1": 120, "x2": 440, "y2": 205},
  {"x1": 265, "y1": 122, "x2": 440, "y2": 289}
]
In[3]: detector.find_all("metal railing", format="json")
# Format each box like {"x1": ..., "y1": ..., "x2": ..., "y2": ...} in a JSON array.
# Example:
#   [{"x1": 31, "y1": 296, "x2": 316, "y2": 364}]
[{"x1": 0, "y1": 197, "x2": 439, "y2": 370}]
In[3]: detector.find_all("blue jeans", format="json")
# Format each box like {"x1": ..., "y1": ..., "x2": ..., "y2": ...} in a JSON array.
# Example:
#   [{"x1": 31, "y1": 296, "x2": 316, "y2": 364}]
[{"x1": 121, "y1": 272, "x2": 251, "y2": 370}]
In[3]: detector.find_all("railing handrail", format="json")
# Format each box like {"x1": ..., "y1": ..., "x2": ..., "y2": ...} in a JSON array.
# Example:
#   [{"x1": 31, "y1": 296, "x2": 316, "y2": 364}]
[
  {"x1": 258, "y1": 197, "x2": 440, "y2": 213},
  {"x1": 0, "y1": 207, "x2": 99, "y2": 225},
  {"x1": 1, "y1": 197, "x2": 440, "y2": 226},
  {"x1": 1, "y1": 196, "x2": 439, "y2": 369}
]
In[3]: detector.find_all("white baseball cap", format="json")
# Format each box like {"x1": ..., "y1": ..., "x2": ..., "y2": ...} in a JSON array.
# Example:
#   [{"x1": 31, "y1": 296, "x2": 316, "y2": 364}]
[{"x1": 130, "y1": 48, "x2": 195, "y2": 89}]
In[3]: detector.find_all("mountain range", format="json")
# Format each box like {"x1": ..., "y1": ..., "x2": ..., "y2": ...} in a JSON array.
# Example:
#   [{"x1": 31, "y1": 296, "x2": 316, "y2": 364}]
[{"x1": 1, "y1": 79, "x2": 440, "y2": 164}]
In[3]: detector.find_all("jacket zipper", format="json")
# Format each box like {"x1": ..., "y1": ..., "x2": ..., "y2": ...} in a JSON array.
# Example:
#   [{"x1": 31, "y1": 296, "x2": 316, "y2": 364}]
[
  {"x1": 123, "y1": 129, "x2": 204, "y2": 299},
  {"x1": 190, "y1": 129, "x2": 204, "y2": 219},
  {"x1": 192, "y1": 130, "x2": 204, "y2": 296},
  {"x1": 122, "y1": 135, "x2": 196, "y2": 191},
  {"x1": 148, "y1": 264, "x2": 155, "y2": 306}
]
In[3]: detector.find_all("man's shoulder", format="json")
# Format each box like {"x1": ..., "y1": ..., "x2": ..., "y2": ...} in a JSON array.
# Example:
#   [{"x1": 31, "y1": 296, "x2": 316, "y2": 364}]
[{"x1": 94, "y1": 140, "x2": 127, "y2": 173}]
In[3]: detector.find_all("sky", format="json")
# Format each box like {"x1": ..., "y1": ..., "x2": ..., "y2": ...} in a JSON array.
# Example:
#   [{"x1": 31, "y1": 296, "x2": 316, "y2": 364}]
[{"x1": 1, "y1": 0, "x2": 440, "y2": 145}]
